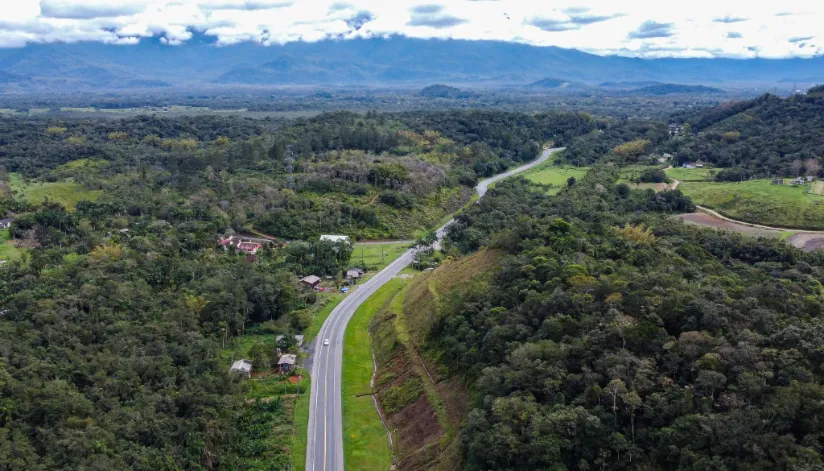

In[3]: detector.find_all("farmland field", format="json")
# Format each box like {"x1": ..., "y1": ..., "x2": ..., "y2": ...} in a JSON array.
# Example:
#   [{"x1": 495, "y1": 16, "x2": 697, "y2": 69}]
[
  {"x1": 522, "y1": 164, "x2": 590, "y2": 195},
  {"x1": 0, "y1": 229, "x2": 22, "y2": 262},
  {"x1": 9, "y1": 173, "x2": 102, "y2": 210},
  {"x1": 678, "y1": 178, "x2": 824, "y2": 229},
  {"x1": 664, "y1": 167, "x2": 714, "y2": 182}
]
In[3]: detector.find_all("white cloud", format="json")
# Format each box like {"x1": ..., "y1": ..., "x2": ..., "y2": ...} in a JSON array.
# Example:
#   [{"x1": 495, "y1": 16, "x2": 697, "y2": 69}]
[{"x1": 0, "y1": 0, "x2": 819, "y2": 57}]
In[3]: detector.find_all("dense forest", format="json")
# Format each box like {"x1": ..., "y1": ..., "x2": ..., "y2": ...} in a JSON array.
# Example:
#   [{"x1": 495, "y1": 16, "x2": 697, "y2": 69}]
[
  {"x1": 0, "y1": 110, "x2": 594, "y2": 240},
  {"x1": 421, "y1": 171, "x2": 824, "y2": 469},
  {"x1": 0, "y1": 109, "x2": 598, "y2": 469},
  {"x1": 666, "y1": 89, "x2": 824, "y2": 176}
]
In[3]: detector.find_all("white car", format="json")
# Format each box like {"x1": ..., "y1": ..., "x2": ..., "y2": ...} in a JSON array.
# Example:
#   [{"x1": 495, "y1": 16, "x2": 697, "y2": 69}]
[{"x1": 323, "y1": 339, "x2": 330, "y2": 346}]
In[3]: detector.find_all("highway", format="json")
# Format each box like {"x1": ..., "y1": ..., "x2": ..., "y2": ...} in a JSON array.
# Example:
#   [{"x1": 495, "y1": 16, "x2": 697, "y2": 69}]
[{"x1": 305, "y1": 147, "x2": 565, "y2": 471}]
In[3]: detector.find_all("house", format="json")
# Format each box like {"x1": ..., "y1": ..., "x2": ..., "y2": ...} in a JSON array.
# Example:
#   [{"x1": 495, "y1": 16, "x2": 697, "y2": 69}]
[
  {"x1": 218, "y1": 235, "x2": 264, "y2": 254},
  {"x1": 278, "y1": 354, "x2": 297, "y2": 373},
  {"x1": 346, "y1": 268, "x2": 365, "y2": 280},
  {"x1": 230, "y1": 359, "x2": 253, "y2": 379},
  {"x1": 275, "y1": 334, "x2": 304, "y2": 347},
  {"x1": 807, "y1": 176, "x2": 816, "y2": 182},
  {"x1": 300, "y1": 275, "x2": 321, "y2": 289},
  {"x1": 320, "y1": 234, "x2": 350, "y2": 244},
  {"x1": 772, "y1": 178, "x2": 785, "y2": 185},
  {"x1": 792, "y1": 177, "x2": 807, "y2": 185},
  {"x1": 682, "y1": 163, "x2": 696, "y2": 169},
  {"x1": 0, "y1": 219, "x2": 13, "y2": 229}
]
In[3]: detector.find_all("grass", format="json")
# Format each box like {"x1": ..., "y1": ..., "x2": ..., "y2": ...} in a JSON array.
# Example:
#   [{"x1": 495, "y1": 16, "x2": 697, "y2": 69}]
[
  {"x1": 0, "y1": 229, "x2": 22, "y2": 262},
  {"x1": 679, "y1": 178, "x2": 824, "y2": 229},
  {"x1": 292, "y1": 386, "x2": 311, "y2": 471},
  {"x1": 664, "y1": 167, "x2": 715, "y2": 182},
  {"x1": 8, "y1": 173, "x2": 102, "y2": 210},
  {"x1": 351, "y1": 242, "x2": 410, "y2": 270},
  {"x1": 341, "y1": 279, "x2": 403, "y2": 471},
  {"x1": 522, "y1": 164, "x2": 590, "y2": 195}
]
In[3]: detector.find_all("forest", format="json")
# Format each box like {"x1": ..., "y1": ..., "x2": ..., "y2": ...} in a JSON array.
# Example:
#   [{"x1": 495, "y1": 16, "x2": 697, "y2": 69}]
[
  {"x1": 0, "y1": 109, "x2": 597, "y2": 469},
  {"x1": 421, "y1": 170, "x2": 824, "y2": 470},
  {"x1": 0, "y1": 110, "x2": 594, "y2": 240}
]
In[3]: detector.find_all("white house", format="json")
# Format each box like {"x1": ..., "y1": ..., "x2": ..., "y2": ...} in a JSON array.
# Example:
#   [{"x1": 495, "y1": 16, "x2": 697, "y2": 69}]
[
  {"x1": 320, "y1": 234, "x2": 350, "y2": 244},
  {"x1": 230, "y1": 359, "x2": 253, "y2": 379},
  {"x1": 0, "y1": 219, "x2": 13, "y2": 229}
]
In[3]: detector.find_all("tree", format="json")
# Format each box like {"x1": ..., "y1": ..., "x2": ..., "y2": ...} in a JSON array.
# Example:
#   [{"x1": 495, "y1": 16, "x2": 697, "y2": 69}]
[{"x1": 805, "y1": 158, "x2": 821, "y2": 177}]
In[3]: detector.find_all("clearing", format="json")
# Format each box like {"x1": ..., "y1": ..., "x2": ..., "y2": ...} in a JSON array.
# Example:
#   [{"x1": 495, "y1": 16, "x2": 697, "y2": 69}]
[
  {"x1": 522, "y1": 164, "x2": 589, "y2": 195},
  {"x1": 677, "y1": 178, "x2": 824, "y2": 230},
  {"x1": 9, "y1": 173, "x2": 102, "y2": 210},
  {"x1": 664, "y1": 167, "x2": 715, "y2": 182},
  {"x1": 0, "y1": 229, "x2": 22, "y2": 262}
]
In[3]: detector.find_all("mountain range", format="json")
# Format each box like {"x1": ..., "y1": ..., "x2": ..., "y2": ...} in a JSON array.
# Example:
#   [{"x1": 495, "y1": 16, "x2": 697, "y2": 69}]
[{"x1": 1, "y1": 35, "x2": 823, "y2": 92}]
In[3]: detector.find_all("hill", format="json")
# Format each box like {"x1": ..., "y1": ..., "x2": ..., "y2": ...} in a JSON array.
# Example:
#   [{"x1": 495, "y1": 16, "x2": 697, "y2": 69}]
[
  {"x1": 666, "y1": 89, "x2": 824, "y2": 175},
  {"x1": 629, "y1": 83, "x2": 725, "y2": 95},
  {"x1": 526, "y1": 77, "x2": 586, "y2": 90},
  {"x1": 418, "y1": 84, "x2": 477, "y2": 99},
  {"x1": 2, "y1": 36, "x2": 824, "y2": 91}
]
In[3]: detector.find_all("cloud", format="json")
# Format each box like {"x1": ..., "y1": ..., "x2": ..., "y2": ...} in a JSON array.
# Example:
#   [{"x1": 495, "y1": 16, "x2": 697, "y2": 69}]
[
  {"x1": 526, "y1": 17, "x2": 577, "y2": 32},
  {"x1": 39, "y1": 0, "x2": 146, "y2": 19},
  {"x1": 628, "y1": 21, "x2": 674, "y2": 39},
  {"x1": 346, "y1": 10, "x2": 374, "y2": 30},
  {"x1": 713, "y1": 15, "x2": 747, "y2": 23},
  {"x1": 0, "y1": 0, "x2": 819, "y2": 59},
  {"x1": 410, "y1": 4, "x2": 443, "y2": 15},
  {"x1": 408, "y1": 4, "x2": 466, "y2": 29}
]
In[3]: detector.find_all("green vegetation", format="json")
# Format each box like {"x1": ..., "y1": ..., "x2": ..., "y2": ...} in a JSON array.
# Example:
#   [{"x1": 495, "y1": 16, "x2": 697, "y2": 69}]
[
  {"x1": 0, "y1": 228, "x2": 22, "y2": 261},
  {"x1": 679, "y1": 179, "x2": 824, "y2": 229},
  {"x1": 664, "y1": 166, "x2": 714, "y2": 181},
  {"x1": 341, "y1": 279, "x2": 401, "y2": 471},
  {"x1": 351, "y1": 242, "x2": 410, "y2": 268},
  {"x1": 522, "y1": 164, "x2": 590, "y2": 194},
  {"x1": 381, "y1": 377, "x2": 424, "y2": 414},
  {"x1": 424, "y1": 172, "x2": 824, "y2": 470},
  {"x1": 8, "y1": 173, "x2": 102, "y2": 210}
]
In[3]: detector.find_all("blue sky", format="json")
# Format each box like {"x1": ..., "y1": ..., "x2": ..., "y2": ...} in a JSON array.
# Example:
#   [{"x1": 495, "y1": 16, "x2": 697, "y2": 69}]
[{"x1": 0, "y1": 0, "x2": 821, "y2": 58}]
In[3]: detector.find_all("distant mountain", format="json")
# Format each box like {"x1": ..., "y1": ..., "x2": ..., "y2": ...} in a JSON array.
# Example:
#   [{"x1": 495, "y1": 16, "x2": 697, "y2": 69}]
[
  {"x1": 629, "y1": 83, "x2": 725, "y2": 95},
  {"x1": 2, "y1": 36, "x2": 824, "y2": 91},
  {"x1": 419, "y1": 84, "x2": 477, "y2": 99},
  {"x1": 599, "y1": 81, "x2": 663, "y2": 89},
  {"x1": 526, "y1": 77, "x2": 586, "y2": 89}
]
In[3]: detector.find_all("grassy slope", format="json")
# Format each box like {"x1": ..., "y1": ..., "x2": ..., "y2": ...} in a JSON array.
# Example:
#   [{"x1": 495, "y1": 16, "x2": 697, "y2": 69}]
[
  {"x1": 9, "y1": 173, "x2": 102, "y2": 210},
  {"x1": 0, "y1": 229, "x2": 22, "y2": 261},
  {"x1": 679, "y1": 179, "x2": 824, "y2": 229},
  {"x1": 664, "y1": 167, "x2": 714, "y2": 182},
  {"x1": 351, "y1": 242, "x2": 410, "y2": 269},
  {"x1": 341, "y1": 279, "x2": 403, "y2": 471},
  {"x1": 521, "y1": 164, "x2": 589, "y2": 195}
]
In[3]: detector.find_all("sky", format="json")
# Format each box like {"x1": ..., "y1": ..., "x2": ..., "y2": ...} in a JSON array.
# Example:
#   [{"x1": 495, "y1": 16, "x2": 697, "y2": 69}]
[{"x1": 0, "y1": 0, "x2": 821, "y2": 58}]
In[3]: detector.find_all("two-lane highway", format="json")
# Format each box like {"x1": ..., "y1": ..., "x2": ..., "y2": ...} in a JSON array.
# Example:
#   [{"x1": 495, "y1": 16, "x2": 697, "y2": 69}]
[{"x1": 305, "y1": 147, "x2": 565, "y2": 471}]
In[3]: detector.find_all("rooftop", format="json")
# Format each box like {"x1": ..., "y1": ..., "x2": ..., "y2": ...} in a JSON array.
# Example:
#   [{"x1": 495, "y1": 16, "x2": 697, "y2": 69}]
[{"x1": 278, "y1": 354, "x2": 297, "y2": 365}]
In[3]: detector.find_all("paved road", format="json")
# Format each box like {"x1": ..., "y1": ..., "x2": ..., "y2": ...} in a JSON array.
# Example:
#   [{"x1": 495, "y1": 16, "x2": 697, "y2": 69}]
[{"x1": 305, "y1": 147, "x2": 565, "y2": 471}]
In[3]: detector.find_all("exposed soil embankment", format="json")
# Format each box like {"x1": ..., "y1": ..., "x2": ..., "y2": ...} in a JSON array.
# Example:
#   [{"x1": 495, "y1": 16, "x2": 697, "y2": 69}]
[{"x1": 369, "y1": 250, "x2": 502, "y2": 471}]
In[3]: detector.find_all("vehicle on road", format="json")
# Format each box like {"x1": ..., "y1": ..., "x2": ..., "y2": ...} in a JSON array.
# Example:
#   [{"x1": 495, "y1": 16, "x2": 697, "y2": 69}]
[{"x1": 323, "y1": 339, "x2": 329, "y2": 346}]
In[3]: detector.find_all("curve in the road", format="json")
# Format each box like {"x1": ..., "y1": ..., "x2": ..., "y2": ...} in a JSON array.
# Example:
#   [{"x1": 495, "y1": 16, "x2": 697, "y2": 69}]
[{"x1": 305, "y1": 147, "x2": 565, "y2": 471}]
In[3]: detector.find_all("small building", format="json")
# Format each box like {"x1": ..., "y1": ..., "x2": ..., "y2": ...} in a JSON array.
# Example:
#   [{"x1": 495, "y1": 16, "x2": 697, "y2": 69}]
[
  {"x1": 792, "y1": 177, "x2": 807, "y2": 185},
  {"x1": 772, "y1": 178, "x2": 785, "y2": 185},
  {"x1": 218, "y1": 235, "x2": 265, "y2": 254},
  {"x1": 320, "y1": 234, "x2": 350, "y2": 244},
  {"x1": 276, "y1": 334, "x2": 304, "y2": 347},
  {"x1": 682, "y1": 162, "x2": 696, "y2": 169},
  {"x1": 346, "y1": 268, "x2": 365, "y2": 280},
  {"x1": 300, "y1": 275, "x2": 321, "y2": 289},
  {"x1": 278, "y1": 354, "x2": 297, "y2": 373},
  {"x1": 230, "y1": 359, "x2": 253, "y2": 379},
  {"x1": 0, "y1": 219, "x2": 13, "y2": 229},
  {"x1": 807, "y1": 176, "x2": 816, "y2": 182}
]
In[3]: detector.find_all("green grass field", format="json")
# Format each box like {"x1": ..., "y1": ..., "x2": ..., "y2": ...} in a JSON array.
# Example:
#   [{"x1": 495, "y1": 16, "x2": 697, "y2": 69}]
[
  {"x1": 664, "y1": 167, "x2": 714, "y2": 182},
  {"x1": 522, "y1": 164, "x2": 590, "y2": 195},
  {"x1": 0, "y1": 229, "x2": 22, "y2": 262},
  {"x1": 679, "y1": 179, "x2": 824, "y2": 229},
  {"x1": 341, "y1": 279, "x2": 402, "y2": 471},
  {"x1": 351, "y1": 242, "x2": 410, "y2": 270},
  {"x1": 9, "y1": 173, "x2": 102, "y2": 210}
]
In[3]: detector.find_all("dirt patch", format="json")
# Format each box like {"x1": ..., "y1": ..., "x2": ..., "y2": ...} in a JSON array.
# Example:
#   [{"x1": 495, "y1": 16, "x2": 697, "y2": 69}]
[
  {"x1": 677, "y1": 212, "x2": 784, "y2": 238},
  {"x1": 382, "y1": 394, "x2": 443, "y2": 470},
  {"x1": 287, "y1": 375, "x2": 302, "y2": 384},
  {"x1": 786, "y1": 233, "x2": 824, "y2": 251}
]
